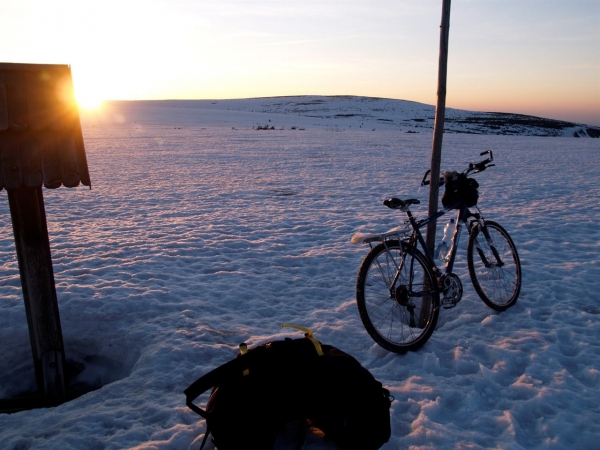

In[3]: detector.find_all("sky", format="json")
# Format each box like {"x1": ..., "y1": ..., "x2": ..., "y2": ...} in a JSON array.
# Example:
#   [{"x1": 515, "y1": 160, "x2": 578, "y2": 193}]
[{"x1": 1, "y1": 0, "x2": 599, "y2": 126}]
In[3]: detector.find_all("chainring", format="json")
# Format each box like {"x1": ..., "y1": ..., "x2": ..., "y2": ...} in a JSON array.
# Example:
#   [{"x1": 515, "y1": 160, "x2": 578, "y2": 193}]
[{"x1": 441, "y1": 273, "x2": 463, "y2": 309}]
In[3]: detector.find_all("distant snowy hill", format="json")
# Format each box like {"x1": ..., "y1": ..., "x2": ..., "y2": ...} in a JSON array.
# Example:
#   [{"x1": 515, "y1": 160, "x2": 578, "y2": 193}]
[{"x1": 126, "y1": 95, "x2": 600, "y2": 138}]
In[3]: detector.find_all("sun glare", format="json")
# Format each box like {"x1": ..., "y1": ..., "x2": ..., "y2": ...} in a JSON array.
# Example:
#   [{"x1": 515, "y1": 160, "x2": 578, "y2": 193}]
[
  {"x1": 73, "y1": 74, "x2": 106, "y2": 111},
  {"x1": 76, "y1": 92, "x2": 104, "y2": 110}
]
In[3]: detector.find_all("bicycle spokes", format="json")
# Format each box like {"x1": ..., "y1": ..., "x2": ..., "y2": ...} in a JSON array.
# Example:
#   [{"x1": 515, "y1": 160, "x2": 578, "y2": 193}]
[
  {"x1": 467, "y1": 221, "x2": 521, "y2": 310},
  {"x1": 357, "y1": 240, "x2": 440, "y2": 353}
]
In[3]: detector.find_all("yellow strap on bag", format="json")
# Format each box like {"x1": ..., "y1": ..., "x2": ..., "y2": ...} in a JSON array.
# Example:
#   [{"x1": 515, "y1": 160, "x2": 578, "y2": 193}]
[
  {"x1": 239, "y1": 343, "x2": 250, "y2": 376},
  {"x1": 281, "y1": 323, "x2": 324, "y2": 356}
]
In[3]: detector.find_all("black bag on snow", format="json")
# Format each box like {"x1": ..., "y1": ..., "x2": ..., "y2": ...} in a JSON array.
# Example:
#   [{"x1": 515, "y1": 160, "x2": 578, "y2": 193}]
[
  {"x1": 184, "y1": 326, "x2": 393, "y2": 450},
  {"x1": 441, "y1": 171, "x2": 479, "y2": 208},
  {"x1": 306, "y1": 345, "x2": 393, "y2": 450}
]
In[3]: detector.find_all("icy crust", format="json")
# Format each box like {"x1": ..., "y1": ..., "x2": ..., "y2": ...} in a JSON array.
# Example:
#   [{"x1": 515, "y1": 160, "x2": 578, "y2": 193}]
[{"x1": 0, "y1": 105, "x2": 599, "y2": 449}]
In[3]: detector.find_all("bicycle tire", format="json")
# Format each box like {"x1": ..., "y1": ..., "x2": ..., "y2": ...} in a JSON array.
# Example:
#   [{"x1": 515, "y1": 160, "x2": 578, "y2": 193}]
[
  {"x1": 467, "y1": 220, "x2": 521, "y2": 311},
  {"x1": 356, "y1": 240, "x2": 439, "y2": 353}
]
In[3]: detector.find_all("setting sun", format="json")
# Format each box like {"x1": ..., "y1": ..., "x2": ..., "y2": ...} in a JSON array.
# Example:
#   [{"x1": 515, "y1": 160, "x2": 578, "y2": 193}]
[
  {"x1": 76, "y1": 90, "x2": 104, "y2": 110},
  {"x1": 73, "y1": 70, "x2": 107, "y2": 110},
  {"x1": 3, "y1": 0, "x2": 596, "y2": 125}
]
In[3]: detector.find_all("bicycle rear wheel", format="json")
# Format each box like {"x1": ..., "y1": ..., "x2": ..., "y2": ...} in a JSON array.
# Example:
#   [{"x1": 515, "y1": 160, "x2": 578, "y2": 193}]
[
  {"x1": 356, "y1": 240, "x2": 439, "y2": 353},
  {"x1": 467, "y1": 220, "x2": 521, "y2": 311}
]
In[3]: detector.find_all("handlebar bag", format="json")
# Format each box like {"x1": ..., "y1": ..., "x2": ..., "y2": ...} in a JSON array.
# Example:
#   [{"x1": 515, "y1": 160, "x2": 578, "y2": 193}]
[{"x1": 442, "y1": 172, "x2": 479, "y2": 208}]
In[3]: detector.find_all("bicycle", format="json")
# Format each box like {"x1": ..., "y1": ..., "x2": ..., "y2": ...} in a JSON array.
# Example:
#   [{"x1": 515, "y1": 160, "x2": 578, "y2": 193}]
[{"x1": 352, "y1": 151, "x2": 521, "y2": 353}]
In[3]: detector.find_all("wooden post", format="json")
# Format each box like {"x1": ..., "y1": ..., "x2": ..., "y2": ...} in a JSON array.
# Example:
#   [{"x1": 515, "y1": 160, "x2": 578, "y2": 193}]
[
  {"x1": 7, "y1": 186, "x2": 66, "y2": 406},
  {"x1": 421, "y1": 0, "x2": 451, "y2": 326},
  {"x1": 426, "y1": 0, "x2": 452, "y2": 254},
  {"x1": 1, "y1": 63, "x2": 90, "y2": 409}
]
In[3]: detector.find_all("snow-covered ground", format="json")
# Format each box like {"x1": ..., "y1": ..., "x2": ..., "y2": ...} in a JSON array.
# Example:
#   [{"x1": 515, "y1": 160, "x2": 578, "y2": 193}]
[
  {"x1": 0, "y1": 100, "x2": 599, "y2": 449},
  {"x1": 96, "y1": 96, "x2": 600, "y2": 138}
]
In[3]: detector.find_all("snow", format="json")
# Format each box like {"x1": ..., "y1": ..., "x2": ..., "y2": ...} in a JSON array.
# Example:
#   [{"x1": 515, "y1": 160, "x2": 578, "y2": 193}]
[
  {"x1": 101, "y1": 96, "x2": 600, "y2": 137},
  {"x1": 0, "y1": 97, "x2": 599, "y2": 449}
]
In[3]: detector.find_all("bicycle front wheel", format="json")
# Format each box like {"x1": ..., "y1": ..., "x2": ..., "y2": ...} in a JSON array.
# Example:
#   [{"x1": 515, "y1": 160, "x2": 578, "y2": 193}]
[
  {"x1": 356, "y1": 240, "x2": 439, "y2": 353},
  {"x1": 467, "y1": 220, "x2": 521, "y2": 311}
]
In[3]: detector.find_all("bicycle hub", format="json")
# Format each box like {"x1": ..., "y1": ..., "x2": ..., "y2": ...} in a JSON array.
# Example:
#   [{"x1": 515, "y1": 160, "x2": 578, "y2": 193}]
[{"x1": 394, "y1": 285, "x2": 409, "y2": 306}]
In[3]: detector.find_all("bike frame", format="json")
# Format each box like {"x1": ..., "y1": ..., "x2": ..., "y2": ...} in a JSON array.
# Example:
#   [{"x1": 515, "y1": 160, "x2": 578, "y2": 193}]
[
  {"x1": 362, "y1": 150, "x2": 502, "y2": 295},
  {"x1": 409, "y1": 203, "x2": 473, "y2": 276},
  {"x1": 354, "y1": 150, "x2": 521, "y2": 352},
  {"x1": 405, "y1": 200, "x2": 506, "y2": 282}
]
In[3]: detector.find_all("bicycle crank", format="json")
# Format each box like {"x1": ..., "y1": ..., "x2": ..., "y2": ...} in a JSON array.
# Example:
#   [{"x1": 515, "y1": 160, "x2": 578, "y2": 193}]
[{"x1": 441, "y1": 274, "x2": 463, "y2": 309}]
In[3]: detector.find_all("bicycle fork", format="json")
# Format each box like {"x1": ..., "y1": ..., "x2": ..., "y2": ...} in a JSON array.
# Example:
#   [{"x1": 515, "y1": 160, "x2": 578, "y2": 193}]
[{"x1": 473, "y1": 221, "x2": 505, "y2": 268}]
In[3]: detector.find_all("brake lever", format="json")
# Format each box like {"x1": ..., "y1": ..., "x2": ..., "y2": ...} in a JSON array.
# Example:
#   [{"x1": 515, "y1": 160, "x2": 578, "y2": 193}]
[
  {"x1": 421, "y1": 170, "x2": 445, "y2": 186},
  {"x1": 480, "y1": 150, "x2": 494, "y2": 162}
]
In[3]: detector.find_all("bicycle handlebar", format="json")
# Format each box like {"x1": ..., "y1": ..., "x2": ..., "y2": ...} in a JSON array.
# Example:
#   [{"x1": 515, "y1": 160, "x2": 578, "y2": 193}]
[
  {"x1": 420, "y1": 150, "x2": 495, "y2": 186},
  {"x1": 467, "y1": 150, "x2": 495, "y2": 174}
]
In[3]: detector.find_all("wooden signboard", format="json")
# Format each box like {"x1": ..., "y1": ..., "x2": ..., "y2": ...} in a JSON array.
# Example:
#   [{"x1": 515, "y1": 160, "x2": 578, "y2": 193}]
[{"x1": 0, "y1": 62, "x2": 91, "y2": 407}]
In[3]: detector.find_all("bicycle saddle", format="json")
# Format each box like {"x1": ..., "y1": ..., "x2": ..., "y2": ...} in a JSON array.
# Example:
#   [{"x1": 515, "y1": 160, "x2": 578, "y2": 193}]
[{"x1": 383, "y1": 198, "x2": 420, "y2": 209}]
